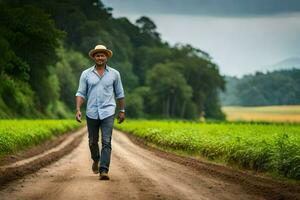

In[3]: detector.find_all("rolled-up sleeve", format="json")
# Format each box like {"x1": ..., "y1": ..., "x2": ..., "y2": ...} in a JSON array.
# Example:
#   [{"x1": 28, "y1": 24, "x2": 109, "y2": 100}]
[
  {"x1": 113, "y1": 71, "x2": 125, "y2": 99},
  {"x1": 75, "y1": 72, "x2": 87, "y2": 99}
]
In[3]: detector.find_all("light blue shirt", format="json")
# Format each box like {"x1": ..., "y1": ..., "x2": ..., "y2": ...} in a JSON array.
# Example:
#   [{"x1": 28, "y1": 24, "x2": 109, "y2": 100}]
[{"x1": 75, "y1": 65, "x2": 125, "y2": 120}]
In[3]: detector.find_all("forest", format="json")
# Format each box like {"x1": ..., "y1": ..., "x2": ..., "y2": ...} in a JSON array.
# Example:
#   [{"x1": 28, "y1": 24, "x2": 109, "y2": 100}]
[
  {"x1": 221, "y1": 69, "x2": 300, "y2": 106},
  {"x1": 0, "y1": 0, "x2": 225, "y2": 120}
]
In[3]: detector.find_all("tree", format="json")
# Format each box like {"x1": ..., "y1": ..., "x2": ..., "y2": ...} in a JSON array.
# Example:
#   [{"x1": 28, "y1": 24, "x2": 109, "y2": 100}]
[
  {"x1": 125, "y1": 92, "x2": 144, "y2": 118},
  {"x1": 136, "y1": 16, "x2": 160, "y2": 41},
  {"x1": 221, "y1": 69, "x2": 300, "y2": 106},
  {"x1": 0, "y1": 3, "x2": 64, "y2": 117},
  {"x1": 113, "y1": 61, "x2": 138, "y2": 92},
  {"x1": 0, "y1": 0, "x2": 226, "y2": 120},
  {"x1": 133, "y1": 46, "x2": 172, "y2": 84},
  {"x1": 169, "y1": 45, "x2": 225, "y2": 119},
  {"x1": 2, "y1": 5, "x2": 64, "y2": 111},
  {"x1": 146, "y1": 63, "x2": 193, "y2": 118}
]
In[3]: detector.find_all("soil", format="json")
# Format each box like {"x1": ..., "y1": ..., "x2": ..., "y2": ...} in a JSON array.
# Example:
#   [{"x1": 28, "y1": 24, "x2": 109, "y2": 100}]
[
  {"x1": 0, "y1": 128, "x2": 299, "y2": 200},
  {"x1": 0, "y1": 128, "x2": 85, "y2": 185},
  {"x1": 0, "y1": 133, "x2": 69, "y2": 166}
]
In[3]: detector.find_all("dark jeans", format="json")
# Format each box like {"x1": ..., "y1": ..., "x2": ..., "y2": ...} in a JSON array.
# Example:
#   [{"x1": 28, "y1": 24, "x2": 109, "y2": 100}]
[{"x1": 86, "y1": 115, "x2": 114, "y2": 173}]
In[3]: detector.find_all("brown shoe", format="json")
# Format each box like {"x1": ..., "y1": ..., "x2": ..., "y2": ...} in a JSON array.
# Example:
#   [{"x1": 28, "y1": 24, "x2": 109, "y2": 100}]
[
  {"x1": 99, "y1": 172, "x2": 110, "y2": 180},
  {"x1": 92, "y1": 161, "x2": 99, "y2": 174}
]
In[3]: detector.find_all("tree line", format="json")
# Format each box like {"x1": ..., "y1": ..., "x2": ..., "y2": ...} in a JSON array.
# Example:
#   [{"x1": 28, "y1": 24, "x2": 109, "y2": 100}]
[
  {"x1": 0, "y1": 0, "x2": 225, "y2": 120},
  {"x1": 221, "y1": 69, "x2": 300, "y2": 106}
]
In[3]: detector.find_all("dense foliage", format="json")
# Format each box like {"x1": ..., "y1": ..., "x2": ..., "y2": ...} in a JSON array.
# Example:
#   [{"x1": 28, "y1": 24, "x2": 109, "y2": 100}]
[
  {"x1": 0, "y1": 120, "x2": 84, "y2": 158},
  {"x1": 0, "y1": 4, "x2": 65, "y2": 117},
  {"x1": 115, "y1": 120, "x2": 300, "y2": 180},
  {"x1": 221, "y1": 69, "x2": 300, "y2": 106},
  {"x1": 1, "y1": 0, "x2": 225, "y2": 120}
]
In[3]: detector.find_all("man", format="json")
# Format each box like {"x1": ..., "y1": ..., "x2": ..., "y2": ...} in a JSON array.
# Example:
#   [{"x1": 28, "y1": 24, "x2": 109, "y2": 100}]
[{"x1": 75, "y1": 45, "x2": 125, "y2": 180}]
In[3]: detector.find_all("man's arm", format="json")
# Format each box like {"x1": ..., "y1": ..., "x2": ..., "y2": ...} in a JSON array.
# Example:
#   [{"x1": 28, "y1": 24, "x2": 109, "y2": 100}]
[
  {"x1": 75, "y1": 96, "x2": 85, "y2": 122},
  {"x1": 114, "y1": 71, "x2": 125, "y2": 124},
  {"x1": 75, "y1": 71, "x2": 87, "y2": 123},
  {"x1": 117, "y1": 97, "x2": 125, "y2": 123}
]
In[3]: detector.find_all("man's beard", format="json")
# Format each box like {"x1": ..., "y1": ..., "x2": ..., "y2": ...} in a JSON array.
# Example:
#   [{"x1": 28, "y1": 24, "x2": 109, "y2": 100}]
[{"x1": 96, "y1": 60, "x2": 106, "y2": 66}]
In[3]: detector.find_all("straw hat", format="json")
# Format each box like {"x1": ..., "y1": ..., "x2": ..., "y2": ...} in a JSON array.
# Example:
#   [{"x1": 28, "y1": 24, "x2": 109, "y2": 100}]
[{"x1": 88, "y1": 45, "x2": 113, "y2": 59}]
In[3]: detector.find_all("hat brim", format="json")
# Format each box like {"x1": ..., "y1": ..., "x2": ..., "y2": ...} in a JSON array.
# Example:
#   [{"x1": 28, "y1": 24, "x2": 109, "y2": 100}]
[{"x1": 89, "y1": 49, "x2": 113, "y2": 59}]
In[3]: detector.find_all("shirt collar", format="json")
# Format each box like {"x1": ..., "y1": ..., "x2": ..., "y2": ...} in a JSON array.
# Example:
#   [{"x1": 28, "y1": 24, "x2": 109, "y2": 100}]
[{"x1": 93, "y1": 64, "x2": 110, "y2": 72}]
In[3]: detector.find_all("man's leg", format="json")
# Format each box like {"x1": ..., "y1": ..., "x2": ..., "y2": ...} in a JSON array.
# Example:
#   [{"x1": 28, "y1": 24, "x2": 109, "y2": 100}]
[
  {"x1": 99, "y1": 114, "x2": 114, "y2": 174},
  {"x1": 86, "y1": 116, "x2": 100, "y2": 173}
]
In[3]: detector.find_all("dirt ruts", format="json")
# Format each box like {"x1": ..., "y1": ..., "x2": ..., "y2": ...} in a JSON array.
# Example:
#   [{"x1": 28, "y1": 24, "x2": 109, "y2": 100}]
[
  {"x1": 0, "y1": 128, "x2": 299, "y2": 200},
  {"x1": 0, "y1": 128, "x2": 86, "y2": 185}
]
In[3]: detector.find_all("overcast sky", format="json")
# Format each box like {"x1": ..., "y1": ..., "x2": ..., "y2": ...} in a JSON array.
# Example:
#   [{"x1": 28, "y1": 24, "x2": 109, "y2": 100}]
[{"x1": 102, "y1": 0, "x2": 300, "y2": 77}]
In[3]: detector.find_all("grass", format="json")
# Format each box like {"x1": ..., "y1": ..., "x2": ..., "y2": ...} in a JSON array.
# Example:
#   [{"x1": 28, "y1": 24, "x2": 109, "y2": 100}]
[
  {"x1": 0, "y1": 119, "x2": 84, "y2": 158},
  {"x1": 115, "y1": 120, "x2": 300, "y2": 180},
  {"x1": 222, "y1": 105, "x2": 300, "y2": 123}
]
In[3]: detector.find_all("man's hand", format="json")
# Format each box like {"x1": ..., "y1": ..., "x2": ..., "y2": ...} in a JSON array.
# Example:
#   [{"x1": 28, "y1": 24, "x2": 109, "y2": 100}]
[
  {"x1": 76, "y1": 110, "x2": 82, "y2": 123},
  {"x1": 118, "y1": 111, "x2": 125, "y2": 124},
  {"x1": 75, "y1": 96, "x2": 84, "y2": 123}
]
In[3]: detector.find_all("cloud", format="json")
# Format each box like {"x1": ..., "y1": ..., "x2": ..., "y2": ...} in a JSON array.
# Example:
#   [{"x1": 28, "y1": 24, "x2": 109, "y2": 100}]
[
  {"x1": 102, "y1": 0, "x2": 300, "y2": 17},
  {"x1": 146, "y1": 14, "x2": 300, "y2": 76},
  {"x1": 102, "y1": 0, "x2": 300, "y2": 77}
]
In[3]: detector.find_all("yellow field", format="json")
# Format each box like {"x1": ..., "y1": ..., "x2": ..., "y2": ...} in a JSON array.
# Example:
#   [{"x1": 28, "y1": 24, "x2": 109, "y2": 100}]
[{"x1": 222, "y1": 105, "x2": 300, "y2": 123}]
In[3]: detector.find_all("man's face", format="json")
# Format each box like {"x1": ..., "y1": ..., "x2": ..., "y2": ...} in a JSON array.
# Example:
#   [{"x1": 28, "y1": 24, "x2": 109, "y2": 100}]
[{"x1": 93, "y1": 52, "x2": 108, "y2": 66}]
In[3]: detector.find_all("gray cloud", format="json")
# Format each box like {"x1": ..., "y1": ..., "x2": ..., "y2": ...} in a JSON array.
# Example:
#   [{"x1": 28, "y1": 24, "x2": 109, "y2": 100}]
[
  {"x1": 102, "y1": 0, "x2": 300, "y2": 77},
  {"x1": 102, "y1": 0, "x2": 300, "y2": 16}
]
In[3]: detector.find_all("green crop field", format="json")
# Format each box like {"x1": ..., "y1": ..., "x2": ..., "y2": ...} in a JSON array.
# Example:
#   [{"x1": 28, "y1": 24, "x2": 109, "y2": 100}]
[
  {"x1": 115, "y1": 120, "x2": 300, "y2": 180},
  {"x1": 0, "y1": 120, "x2": 84, "y2": 158}
]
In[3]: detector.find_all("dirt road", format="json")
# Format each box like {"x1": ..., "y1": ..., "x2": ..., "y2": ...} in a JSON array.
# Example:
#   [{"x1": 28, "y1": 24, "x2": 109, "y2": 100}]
[{"x1": 0, "y1": 129, "x2": 299, "y2": 200}]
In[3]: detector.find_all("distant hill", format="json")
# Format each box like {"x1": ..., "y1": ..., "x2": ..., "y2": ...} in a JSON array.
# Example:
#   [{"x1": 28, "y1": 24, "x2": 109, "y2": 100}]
[
  {"x1": 220, "y1": 68, "x2": 300, "y2": 106},
  {"x1": 263, "y1": 57, "x2": 300, "y2": 72}
]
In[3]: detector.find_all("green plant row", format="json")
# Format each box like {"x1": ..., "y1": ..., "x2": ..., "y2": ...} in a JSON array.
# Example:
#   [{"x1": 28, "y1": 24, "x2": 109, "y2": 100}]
[
  {"x1": 115, "y1": 120, "x2": 300, "y2": 180},
  {"x1": 0, "y1": 120, "x2": 84, "y2": 158}
]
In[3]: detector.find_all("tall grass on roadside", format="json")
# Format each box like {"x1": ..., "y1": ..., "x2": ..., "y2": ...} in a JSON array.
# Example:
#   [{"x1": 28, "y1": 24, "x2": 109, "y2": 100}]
[
  {"x1": 0, "y1": 120, "x2": 83, "y2": 158},
  {"x1": 115, "y1": 120, "x2": 300, "y2": 180}
]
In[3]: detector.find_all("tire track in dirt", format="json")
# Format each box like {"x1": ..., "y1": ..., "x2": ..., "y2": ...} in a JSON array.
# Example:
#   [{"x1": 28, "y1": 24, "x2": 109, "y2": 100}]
[{"x1": 0, "y1": 129, "x2": 298, "y2": 200}]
